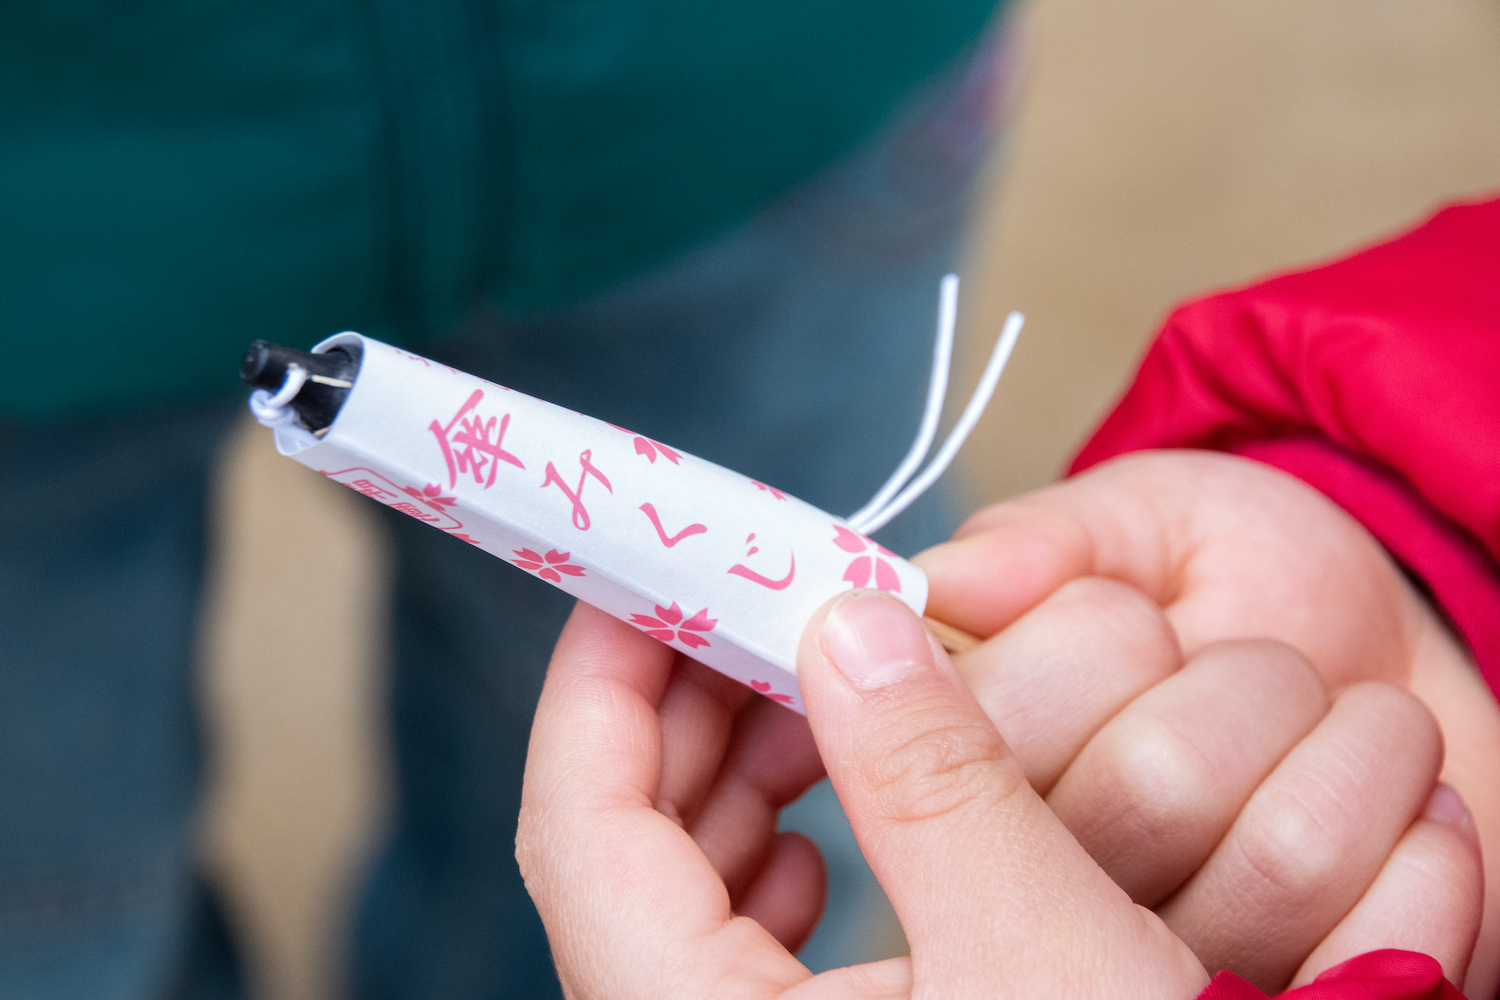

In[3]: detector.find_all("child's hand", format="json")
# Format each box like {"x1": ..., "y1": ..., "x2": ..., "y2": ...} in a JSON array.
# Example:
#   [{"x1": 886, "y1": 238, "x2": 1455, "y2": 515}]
[
  {"x1": 515, "y1": 594, "x2": 1479, "y2": 999},
  {"x1": 916, "y1": 449, "x2": 1500, "y2": 995}
]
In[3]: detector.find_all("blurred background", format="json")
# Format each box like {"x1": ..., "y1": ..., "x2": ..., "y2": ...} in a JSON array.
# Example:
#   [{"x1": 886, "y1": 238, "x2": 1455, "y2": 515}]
[{"x1": 198, "y1": 0, "x2": 1500, "y2": 996}]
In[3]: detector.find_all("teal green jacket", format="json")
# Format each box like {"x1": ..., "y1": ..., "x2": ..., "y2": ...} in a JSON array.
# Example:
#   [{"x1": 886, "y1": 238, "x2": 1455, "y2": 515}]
[{"x1": 0, "y1": 0, "x2": 998, "y2": 418}]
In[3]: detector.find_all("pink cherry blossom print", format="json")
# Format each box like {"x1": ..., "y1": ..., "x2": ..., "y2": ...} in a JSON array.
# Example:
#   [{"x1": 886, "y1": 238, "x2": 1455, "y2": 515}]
[
  {"x1": 832, "y1": 525, "x2": 901, "y2": 593},
  {"x1": 402, "y1": 483, "x2": 459, "y2": 513},
  {"x1": 511, "y1": 548, "x2": 587, "y2": 583},
  {"x1": 832, "y1": 525, "x2": 866, "y2": 553},
  {"x1": 323, "y1": 468, "x2": 464, "y2": 530},
  {"x1": 633, "y1": 436, "x2": 682, "y2": 465},
  {"x1": 392, "y1": 345, "x2": 462, "y2": 374},
  {"x1": 628, "y1": 602, "x2": 717, "y2": 649},
  {"x1": 605, "y1": 421, "x2": 682, "y2": 465},
  {"x1": 391, "y1": 347, "x2": 431, "y2": 366},
  {"x1": 749, "y1": 680, "x2": 794, "y2": 705},
  {"x1": 751, "y1": 480, "x2": 787, "y2": 500},
  {"x1": 842, "y1": 556, "x2": 872, "y2": 588}
]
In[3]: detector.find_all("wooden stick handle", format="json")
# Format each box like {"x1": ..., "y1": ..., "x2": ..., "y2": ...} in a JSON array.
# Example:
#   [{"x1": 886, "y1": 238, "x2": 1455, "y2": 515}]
[{"x1": 923, "y1": 616, "x2": 982, "y2": 656}]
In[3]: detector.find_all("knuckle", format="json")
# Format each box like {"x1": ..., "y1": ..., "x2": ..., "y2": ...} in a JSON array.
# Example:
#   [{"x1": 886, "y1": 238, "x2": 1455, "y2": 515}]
[
  {"x1": 1224, "y1": 683, "x2": 1444, "y2": 908},
  {"x1": 1339, "y1": 681, "x2": 1442, "y2": 758},
  {"x1": 860, "y1": 699, "x2": 1022, "y2": 825},
  {"x1": 1056, "y1": 576, "x2": 1168, "y2": 638},
  {"x1": 1088, "y1": 717, "x2": 1217, "y2": 844},
  {"x1": 1232, "y1": 797, "x2": 1345, "y2": 902},
  {"x1": 1053, "y1": 579, "x2": 1181, "y2": 671},
  {"x1": 1201, "y1": 638, "x2": 1324, "y2": 694}
]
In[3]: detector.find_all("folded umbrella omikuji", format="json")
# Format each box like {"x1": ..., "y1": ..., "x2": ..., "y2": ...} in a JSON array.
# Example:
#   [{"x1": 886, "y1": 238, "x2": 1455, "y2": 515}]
[{"x1": 245, "y1": 277, "x2": 1021, "y2": 713}]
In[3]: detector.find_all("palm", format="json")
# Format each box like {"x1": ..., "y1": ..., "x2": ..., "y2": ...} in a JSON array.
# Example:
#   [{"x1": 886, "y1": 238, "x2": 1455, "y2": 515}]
[
  {"x1": 521, "y1": 585, "x2": 1480, "y2": 999},
  {"x1": 915, "y1": 450, "x2": 1497, "y2": 994},
  {"x1": 519, "y1": 612, "x2": 1207, "y2": 1000}
]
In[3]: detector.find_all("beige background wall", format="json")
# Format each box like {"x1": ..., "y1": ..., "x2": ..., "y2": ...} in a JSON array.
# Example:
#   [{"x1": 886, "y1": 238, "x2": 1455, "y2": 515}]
[
  {"x1": 198, "y1": 1, "x2": 1500, "y2": 996},
  {"x1": 960, "y1": 0, "x2": 1500, "y2": 503}
]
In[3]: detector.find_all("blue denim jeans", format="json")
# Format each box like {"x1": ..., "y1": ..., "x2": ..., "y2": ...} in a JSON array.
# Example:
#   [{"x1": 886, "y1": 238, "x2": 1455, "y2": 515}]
[
  {"x1": 0, "y1": 403, "x2": 243, "y2": 1000},
  {"x1": 353, "y1": 26, "x2": 1008, "y2": 999},
  {"x1": 0, "y1": 21, "x2": 1009, "y2": 999}
]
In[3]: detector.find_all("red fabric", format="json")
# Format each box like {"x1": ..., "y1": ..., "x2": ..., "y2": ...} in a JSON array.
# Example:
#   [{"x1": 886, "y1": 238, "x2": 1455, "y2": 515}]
[
  {"x1": 1069, "y1": 195, "x2": 1500, "y2": 1000},
  {"x1": 1200, "y1": 950, "x2": 1462, "y2": 999},
  {"x1": 1071, "y1": 194, "x2": 1500, "y2": 702}
]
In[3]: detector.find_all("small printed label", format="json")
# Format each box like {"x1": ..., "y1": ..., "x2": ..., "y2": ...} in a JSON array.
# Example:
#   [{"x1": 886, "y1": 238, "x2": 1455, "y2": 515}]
[{"x1": 323, "y1": 468, "x2": 463, "y2": 530}]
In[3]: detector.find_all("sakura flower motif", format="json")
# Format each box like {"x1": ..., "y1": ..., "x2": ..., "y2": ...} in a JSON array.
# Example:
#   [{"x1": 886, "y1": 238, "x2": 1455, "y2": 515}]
[
  {"x1": 629, "y1": 602, "x2": 717, "y2": 649},
  {"x1": 751, "y1": 480, "x2": 787, "y2": 500},
  {"x1": 832, "y1": 525, "x2": 901, "y2": 593},
  {"x1": 402, "y1": 483, "x2": 460, "y2": 512},
  {"x1": 633, "y1": 436, "x2": 681, "y2": 465},
  {"x1": 511, "y1": 547, "x2": 587, "y2": 583},
  {"x1": 605, "y1": 421, "x2": 682, "y2": 465},
  {"x1": 749, "y1": 679, "x2": 794, "y2": 705}
]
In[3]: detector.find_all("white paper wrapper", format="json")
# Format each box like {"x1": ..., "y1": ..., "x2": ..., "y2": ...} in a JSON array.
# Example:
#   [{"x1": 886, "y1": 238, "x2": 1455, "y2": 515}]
[{"x1": 270, "y1": 334, "x2": 928, "y2": 713}]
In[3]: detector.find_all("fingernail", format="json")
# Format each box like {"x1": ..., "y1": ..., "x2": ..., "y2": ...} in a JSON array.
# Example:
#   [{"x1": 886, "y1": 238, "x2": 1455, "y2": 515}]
[
  {"x1": 1424, "y1": 782, "x2": 1475, "y2": 837},
  {"x1": 822, "y1": 590, "x2": 933, "y2": 689}
]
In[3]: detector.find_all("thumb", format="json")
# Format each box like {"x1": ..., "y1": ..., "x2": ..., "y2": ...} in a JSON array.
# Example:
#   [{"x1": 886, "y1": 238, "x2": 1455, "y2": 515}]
[{"x1": 797, "y1": 589, "x2": 1207, "y2": 999}]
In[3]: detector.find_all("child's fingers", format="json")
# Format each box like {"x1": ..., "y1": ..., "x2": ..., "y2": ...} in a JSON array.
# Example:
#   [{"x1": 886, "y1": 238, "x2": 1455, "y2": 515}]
[
  {"x1": 1157, "y1": 682, "x2": 1445, "y2": 993},
  {"x1": 581, "y1": 630, "x2": 827, "y2": 926},
  {"x1": 730, "y1": 831, "x2": 828, "y2": 954},
  {"x1": 654, "y1": 656, "x2": 758, "y2": 827},
  {"x1": 917, "y1": 451, "x2": 1421, "y2": 690},
  {"x1": 914, "y1": 489, "x2": 1094, "y2": 638},
  {"x1": 1293, "y1": 782, "x2": 1482, "y2": 992},
  {"x1": 517, "y1": 603, "x2": 808, "y2": 999},
  {"x1": 1047, "y1": 640, "x2": 1328, "y2": 906},
  {"x1": 631, "y1": 644, "x2": 827, "y2": 921},
  {"x1": 797, "y1": 590, "x2": 1209, "y2": 998},
  {"x1": 686, "y1": 695, "x2": 826, "y2": 904},
  {"x1": 953, "y1": 576, "x2": 1182, "y2": 792}
]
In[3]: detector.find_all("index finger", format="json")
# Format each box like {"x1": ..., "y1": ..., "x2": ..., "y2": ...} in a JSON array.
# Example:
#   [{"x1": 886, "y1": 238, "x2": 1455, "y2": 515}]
[
  {"x1": 915, "y1": 450, "x2": 1421, "y2": 688},
  {"x1": 516, "y1": 602, "x2": 807, "y2": 999}
]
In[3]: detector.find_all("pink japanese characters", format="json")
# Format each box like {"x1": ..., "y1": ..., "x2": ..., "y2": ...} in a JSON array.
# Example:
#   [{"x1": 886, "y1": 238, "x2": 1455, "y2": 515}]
[{"x1": 263, "y1": 334, "x2": 930, "y2": 714}]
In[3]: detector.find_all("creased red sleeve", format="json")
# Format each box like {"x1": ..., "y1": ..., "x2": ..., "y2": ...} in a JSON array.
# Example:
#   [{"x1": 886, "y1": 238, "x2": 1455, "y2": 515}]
[
  {"x1": 1071, "y1": 194, "x2": 1500, "y2": 701},
  {"x1": 1068, "y1": 195, "x2": 1500, "y2": 1000},
  {"x1": 1202, "y1": 950, "x2": 1462, "y2": 999}
]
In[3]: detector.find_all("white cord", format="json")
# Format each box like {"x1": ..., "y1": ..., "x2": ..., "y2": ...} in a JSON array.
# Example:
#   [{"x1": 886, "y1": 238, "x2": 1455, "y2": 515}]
[
  {"x1": 248, "y1": 364, "x2": 309, "y2": 428},
  {"x1": 846, "y1": 273, "x2": 958, "y2": 528},
  {"x1": 848, "y1": 308, "x2": 1024, "y2": 535}
]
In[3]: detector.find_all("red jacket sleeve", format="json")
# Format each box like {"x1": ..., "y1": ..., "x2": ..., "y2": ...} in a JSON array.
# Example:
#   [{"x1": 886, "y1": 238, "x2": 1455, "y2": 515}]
[
  {"x1": 1071, "y1": 194, "x2": 1500, "y2": 703},
  {"x1": 1202, "y1": 951, "x2": 1462, "y2": 999},
  {"x1": 1068, "y1": 195, "x2": 1500, "y2": 1000}
]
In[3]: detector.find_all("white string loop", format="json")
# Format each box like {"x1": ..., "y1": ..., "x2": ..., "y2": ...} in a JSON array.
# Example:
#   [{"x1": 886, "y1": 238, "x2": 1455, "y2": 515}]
[
  {"x1": 846, "y1": 277, "x2": 1023, "y2": 536},
  {"x1": 846, "y1": 273, "x2": 957, "y2": 528},
  {"x1": 248, "y1": 364, "x2": 309, "y2": 428}
]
